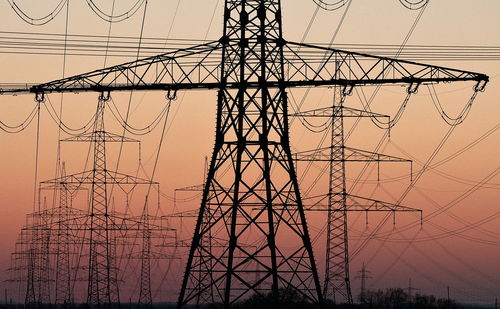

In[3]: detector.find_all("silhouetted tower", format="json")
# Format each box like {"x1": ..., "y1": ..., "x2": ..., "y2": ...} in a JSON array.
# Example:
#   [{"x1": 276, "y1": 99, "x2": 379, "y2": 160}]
[
  {"x1": 325, "y1": 87, "x2": 352, "y2": 303},
  {"x1": 25, "y1": 197, "x2": 52, "y2": 305},
  {"x1": 37, "y1": 198, "x2": 52, "y2": 304},
  {"x1": 407, "y1": 278, "x2": 418, "y2": 303},
  {"x1": 55, "y1": 163, "x2": 73, "y2": 304},
  {"x1": 355, "y1": 263, "x2": 371, "y2": 303},
  {"x1": 4, "y1": 0, "x2": 488, "y2": 306},
  {"x1": 294, "y1": 86, "x2": 419, "y2": 304},
  {"x1": 324, "y1": 88, "x2": 415, "y2": 303},
  {"x1": 138, "y1": 206, "x2": 152, "y2": 306},
  {"x1": 87, "y1": 94, "x2": 120, "y2": 304},
  {"x1": 24, "y1": 235, "x2": 36, "y2": 305},
  {"x1": 178, "y1": 0, "x2": 323, "y2": 306}
]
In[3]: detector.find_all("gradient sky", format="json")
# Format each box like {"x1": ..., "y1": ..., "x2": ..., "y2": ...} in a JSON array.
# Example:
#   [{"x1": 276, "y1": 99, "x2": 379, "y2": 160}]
[{"x1": 0, "y1": 0, "x2": 499, "y2": 304}]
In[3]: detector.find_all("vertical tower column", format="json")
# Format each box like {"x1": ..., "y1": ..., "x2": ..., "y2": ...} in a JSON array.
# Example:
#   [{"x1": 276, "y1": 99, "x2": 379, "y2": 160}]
[
  {"x1": 55, "y1": 163, "x2": 72, "y2": 304},
  {"x1": 178, "y1": 0, "x2": 322, "y2": 306},
  {"x1": 324, "y1": 88, "x2": 352, "y2": 304},
  {"x1": 25, "y1": 236, "x2": 37, "y2": 305},
  {"x1": 38, "y1": 200, "x2": 52, "y2": 304},
  {"x1": 138, "y1": 214, "x2": 152, "y2": 306},
  {"x1": 87, "y1": 94, "x2": 120, "y2": 305}
]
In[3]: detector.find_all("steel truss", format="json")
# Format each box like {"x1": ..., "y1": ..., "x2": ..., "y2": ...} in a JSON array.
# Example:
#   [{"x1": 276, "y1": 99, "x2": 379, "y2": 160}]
[
  {"x1": 8, "y1": 99, "x2": 175, "y2": 307},
  {"x1": 1, "y1": 0, "x2": 489, "y2": 307},
  {"x1": 293, "y1": 87, "x2": 421, "y2": 304}
]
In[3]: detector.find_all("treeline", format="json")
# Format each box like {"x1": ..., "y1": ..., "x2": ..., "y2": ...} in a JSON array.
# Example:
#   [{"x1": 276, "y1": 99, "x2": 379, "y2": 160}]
[
  {"x1": 0, "y1": 288, "x2": 486, "y2": 309},
  {"x1": 358, "y1": 288, "x2": 461, "y2": 309},
  {"x1": 231, "y1": 287, "x2": 465, "y2": 309}
]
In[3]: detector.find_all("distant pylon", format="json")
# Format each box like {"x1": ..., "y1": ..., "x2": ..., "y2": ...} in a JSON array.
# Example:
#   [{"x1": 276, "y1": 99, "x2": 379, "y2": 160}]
[
  {"x1": 355, "y1": 263, "x2": 372, "y2": 304},
  {"x1": 408, "y1": 278, "x2": 419, "y2": 303},
  {"x1": 2, "y1": 0, "x2": 486, "y2": 306},
  {"x1": 55, "y1": 162, "x2": 73, "y2": 304},
  {"x1": 138, "y1": 206, "x2": 152, "y2": 306},
  {"x1": 37, "y1": 197, "x2": 52, "y2": 304},
  {"x1": 293, "y1": 86, "x2": 420, "y2": 304},
  {"x1": 324, "y1": 87, "x2": 352, "y2": 304},
  {"x1": 24, "y1": 242, "x2": 36, "y2": 305},
  {"x1": 87, "y1": 94, "x2": 120, "y2": 305}
]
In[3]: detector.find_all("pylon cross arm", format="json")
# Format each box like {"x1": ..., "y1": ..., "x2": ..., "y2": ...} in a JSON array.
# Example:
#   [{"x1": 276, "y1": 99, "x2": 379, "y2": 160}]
[
  {"x1": 304, "y1": 193, "x2": 421, "y2": 213},
  {"x1": 293, "y1": 146, "x2": 410, "y2": 163},
  {"x1": 282, "y1": 41, "x2": 489, "y2": 90},
  {"x1": 1, "y1": 40, "x2": 489, "y2": 96},
  {"x1": 291, "y1": 106, "x2": 389, "y2": 118},
  {"x1": 0, "y1": 41, "x2": 223, "y2": 94},
  {"x1": 345, "y1": 194, "x2": 421, "y2": 212}
]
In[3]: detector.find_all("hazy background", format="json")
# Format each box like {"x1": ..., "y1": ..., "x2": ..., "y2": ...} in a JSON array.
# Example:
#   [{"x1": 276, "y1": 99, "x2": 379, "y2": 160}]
[{"x1": 0, "y1": 0, "x2": 499, "y2": 304}]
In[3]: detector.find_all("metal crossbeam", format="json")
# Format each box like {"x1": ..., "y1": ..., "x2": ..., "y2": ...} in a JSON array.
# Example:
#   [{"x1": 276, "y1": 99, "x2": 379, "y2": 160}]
[
  {"x1": 283, "y1": 41, "x2": 488, "y2": 89},
  {"x1": 294, "y1": 146, "x2": 411, "y2": 163},
  {"x1": 0, "y1": 39, "x2": 488, "y2": 95},
  {"x1": 291, "y1": 106, "x2": 389, "y2": 119},
  {"x1": 0, "y1": 0, "x2": 490, "y2": 307}
]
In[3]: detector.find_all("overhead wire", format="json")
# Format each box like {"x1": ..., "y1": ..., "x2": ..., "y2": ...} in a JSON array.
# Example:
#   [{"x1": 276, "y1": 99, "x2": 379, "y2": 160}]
[
  {"x1": 110, "y1": 2, "x2": 155, "y2": 285},
  {"x1": 102, "y1": 0, "x2": 116, "y2": 68},
  {"x1": 7, "y1": 0, "x2": 146, "y2": 25},
  {"x1": 6, "y1": 0, "x2": 68, "y2": 25},
  {"x1": 346, "y1": 122, "x2": 500, "y2": 187},
  {"x1": 44, "y1": 95, "x2": 97, "y2": 135},
  {"x1": 108, "y1": 98, "x2": 171, "y2": 135},
  {"x1": 346, "y1": 2, "x2": 434, "y2": 260},
  {"x1": 292, "y1": 0, "x2": 353, "y2": 193},
  {"x1": 85, "y1": 0, "x2": 147, "y2": 23},
  {"x1": 32, "y1": 101, "x2": 42, "y2": 213},
  {"x1": 2, "y1": 0, "x2": 496, "y2": 298},
  {"x1": 369, "y1": 167, "x2": 500, "y2": 241},
  {"x1": 428, "y1": 84, "x2": 473, "y2": 126},
  {"x1": 313, "y1": 0, "x2": 349, "y2": 11},
  {"x1": 399, "y1": 0, "x2": 429, "y2": 10},
  {"x1": 350, "y1": 97, "x2": 476, "y2": 256},
  {"x1": 389, "y1": 139, "x2": 500, "y2": 188},
  {"x1": 51, "y1": 0, "x2": 71, "y2": 208},
  {"x1": 0, "y1": 103, "x2": 39, "y2": 133}
]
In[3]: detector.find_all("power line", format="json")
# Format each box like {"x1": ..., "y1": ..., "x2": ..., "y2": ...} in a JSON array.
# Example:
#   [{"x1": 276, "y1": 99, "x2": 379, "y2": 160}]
[
  {"x1": 7, "y1": 0, "x2": 147, "y2": 25},
  {"x1": 313, "y1": 0, "x2": 349, "y2": 11},
  {"x1": 6, "y1": 0, "x2": 68, "y2": 25},
  {"x1": 399, "y1": 0, "x2": 429, "y2": 10},
  {"x1": 85, "y1": 0, "x2": 146, "y2": 23}
]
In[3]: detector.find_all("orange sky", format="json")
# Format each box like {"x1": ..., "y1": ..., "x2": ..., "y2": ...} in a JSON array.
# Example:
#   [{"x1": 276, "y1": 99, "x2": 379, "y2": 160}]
[{"x1": 0, "y1": 0, "x2": 499, "y2": 304}]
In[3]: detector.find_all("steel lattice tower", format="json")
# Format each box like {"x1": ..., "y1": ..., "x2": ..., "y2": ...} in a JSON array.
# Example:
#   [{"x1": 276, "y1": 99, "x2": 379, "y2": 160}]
[
  {"x1": 55, "y1": 163, "x2": 73, "y2": 304},
  {"x1": 294, "y1": 88, "x2": 421, "y2": 304},
  {"x1": 138, "y1": 213, "x2": 152, "y2": 305},
  {"x1": 177, "y1": 0, "x2": 323, "y2": 305},
  {"x1": 2, "y1": 0, "x2": 489, "y2": 307},
  {"x1": 324, "y1": 88, "x2": 351, "y2": 303},
  {"x1": 24, "y1": 240, "x2": 36, "y2": 304},
  {"x1": 355, "y1": 263, "x2": 371, "y2": 304},
  {"x1": 87, "y1": 95, "x2": 120, "y2": 304}
]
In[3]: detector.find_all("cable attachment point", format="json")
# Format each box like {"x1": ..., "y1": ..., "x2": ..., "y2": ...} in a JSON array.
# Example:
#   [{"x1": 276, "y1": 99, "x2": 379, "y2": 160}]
[
  {"x1": 34, "y1": 92, "x2": 45, "y2": 103},
  {"x1": 166, "y1": 89, "x2": 178, "y2": 101},
  {"x1": 342, "y1": 84, "x2": 354, "y2": 96},
  {"x1": 99, "y1": 91, "x2": 111, "y2": 102},
  {"x1": 474, "y1": 79, "x2": 488, "y2": 92},
  {"x1": 407, "y1": 82, "x2": 420, "y2": 94}
]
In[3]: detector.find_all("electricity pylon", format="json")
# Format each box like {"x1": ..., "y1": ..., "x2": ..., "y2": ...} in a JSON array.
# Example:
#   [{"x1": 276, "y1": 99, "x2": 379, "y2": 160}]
[
  {"x1": 8, "y1": 107, "x2": 175, "y2": 305},
  {"x1": 54, "y1": 163, "x2": 73, "y2": 304},
  {"x1": 2, "y1": 0, "x2": 488, "y2": 306},
  {"x1": 86, "y1": 95, "x2": 121, "y2": 304},
  {"x1": 355, "y1": 263, "x2": 372, "y2": 304},
  {"x1": 293, "y1": 86, "x2": 421, "y2": 304},
  {"x1": 31, "y1": 98, "x2": 169, "y2": 305}
]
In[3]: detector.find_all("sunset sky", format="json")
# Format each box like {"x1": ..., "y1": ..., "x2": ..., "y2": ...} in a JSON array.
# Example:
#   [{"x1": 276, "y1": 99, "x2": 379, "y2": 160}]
[{"x1": 0, "y1": 0, "x2": 499, "y2": 304}]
